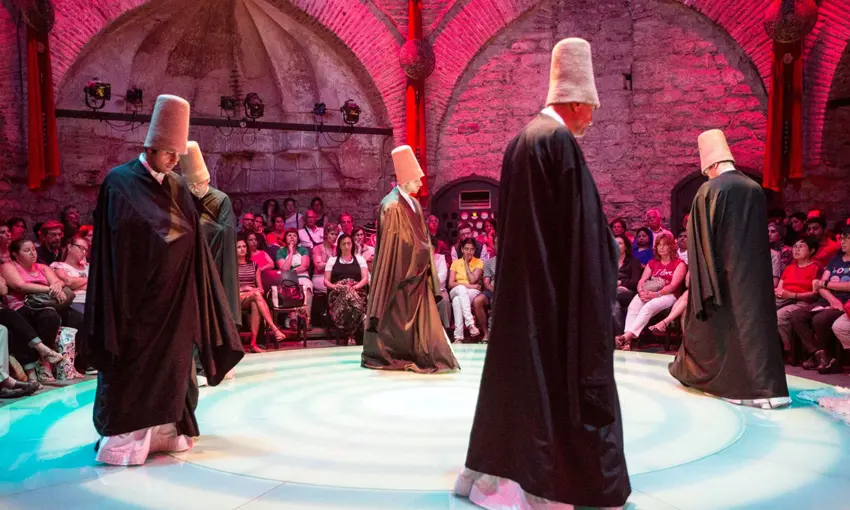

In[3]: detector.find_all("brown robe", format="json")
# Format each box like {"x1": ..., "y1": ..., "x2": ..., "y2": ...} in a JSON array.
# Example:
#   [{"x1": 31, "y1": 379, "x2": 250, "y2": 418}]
[{"x1": 362, "y1": 188, "x2": 460, "y2": 373}]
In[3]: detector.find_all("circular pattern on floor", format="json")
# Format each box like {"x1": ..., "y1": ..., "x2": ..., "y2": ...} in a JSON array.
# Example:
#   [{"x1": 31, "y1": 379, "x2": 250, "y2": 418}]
[{"x1": 1, "y1": 345, "x2": 849, "y2": 510}]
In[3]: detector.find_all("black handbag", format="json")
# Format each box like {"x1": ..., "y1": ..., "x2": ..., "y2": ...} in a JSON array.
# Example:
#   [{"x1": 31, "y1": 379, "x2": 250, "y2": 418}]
[
  {"x1": 262, "y1": 269, "x2": 305, "y2": 309},
  {"x1": 24, "y1": 287, "x2": 75, "y2": 311}
]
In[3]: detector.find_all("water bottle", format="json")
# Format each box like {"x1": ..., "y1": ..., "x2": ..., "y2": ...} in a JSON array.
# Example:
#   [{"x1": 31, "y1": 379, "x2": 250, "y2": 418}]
[{"x1": 271, "y1": 284, "x2": 279, "y2": 308}]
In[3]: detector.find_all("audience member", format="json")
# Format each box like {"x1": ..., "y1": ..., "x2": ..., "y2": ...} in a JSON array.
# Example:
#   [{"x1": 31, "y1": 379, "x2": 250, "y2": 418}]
[
  {"x1": 433, "y1": 248, "x2": 450, "y2": 330},
  {"x1": 36, "y1": 220, "x2": 63, "y2": 265},
  {"x1": 325, "y1": 233, "x2": 369, "y2": 344},
  {"x1": 236, "y1": 236, "x2": 286, "y2": 353},
  {"x1": 241, "y1": 212, "x2": 255, "y2": 234},
  {"x1": 338, "y1": 213, "x2": 355, "y2": 238},
  {"x1": 0, "y1": 325, "x2": 39, "y2": 398},
  {"x1": 614, "y1": 234, "x2": 642, "y2": 335},
  {"x1": 246, "y1": 232, "x2": 274, "y2": 272},
  {"x1": 807, "y1": 217, "x2": 840, "y2": 267},
  {"x1": 352, "y1": 227, "x2": 374, "y2": 271},
  {"x1": 449, "y1": 238, "x2": 484, "y2": 342},
  {"x1": 451, "y1": 222, "x2": 490, "y2": 261},
  {"x1": 675, "y1": 228, "x2": 688, "y2": 266},
  {"x1": 645, "y1": 209, "x2": 672, "y2": 247},
  {"x1": 769, "y1": 221, "x2": 792, "y2": 276},
  {"x1": 60, "y1": 205, "x2": 81, "y2": 246},
  {"x1": 785, "y1": 211, "x2": 807, "y2": 246},
  {"x1": 426, "y1": 215, "x2": 449, "y2": 256},
  {"x1": 473, "y1": 234, "x2": 499, "y2": 343},
  {"x1": 283, "y1": 197, "x2": 305, "y2": 230},
  {"x1": 6, "y1": 218, "x2": 26, "y2": 242},
  {"x1": 262, "y1": 199, "x2": 280, "y2": 232},
  {"x1": 76, "y1": 225, "x2": 94, "y2": 249},
  {"x1": 632, "y1": 227, "x2": 654, "y2": 265},
  {"x1": 773, "y1": 236, "x2": 821, "y2": 352},
  {"x1": 616, "y1": 233, "x2": 686, "y2": 350},
  {"x1": 299, "y1": 209, "x2": 324, "y2": 249},
  {"x1": 265, "y1": 215, "x2": 287, "y2": 246},
  {"x1": 312, "y1": 223, "x2": 338, "y2": 294},
  {"x1": 252, "y1": 214, "x2": 266, "y2": 237},
  {"x1": 609, "y1": 218, "x2": 629, "y2": 239},
  {"x1": 276, "y1": 228, "x2": 314, "y2": 326},
  {"x1": 311, "y1": 197, "x2": 327, "y2": 227},
  {"x1": 50, "y1": 239, "x2": 89, "y2": 314},
  {"x1": 0, "y1": 224, "x2": 11, "y2": 263}
]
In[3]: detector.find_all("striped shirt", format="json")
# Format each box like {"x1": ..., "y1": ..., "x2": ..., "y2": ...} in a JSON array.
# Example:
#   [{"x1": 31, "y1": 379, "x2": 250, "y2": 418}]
[{"x1": 238, "y1": 261, "x2": 258, "y2": 288}]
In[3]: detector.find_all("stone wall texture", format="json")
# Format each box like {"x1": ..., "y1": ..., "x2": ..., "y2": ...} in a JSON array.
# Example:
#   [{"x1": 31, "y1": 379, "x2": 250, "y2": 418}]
[{"x1": 0, "y1": 0, "x2": 849, "y2": 229}]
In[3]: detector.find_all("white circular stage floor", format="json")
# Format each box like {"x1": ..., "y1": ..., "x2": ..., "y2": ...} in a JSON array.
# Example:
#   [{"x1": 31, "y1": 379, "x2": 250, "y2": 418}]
[{"x1": 1, "y1": 345, "x2": 848, "y2": 509}]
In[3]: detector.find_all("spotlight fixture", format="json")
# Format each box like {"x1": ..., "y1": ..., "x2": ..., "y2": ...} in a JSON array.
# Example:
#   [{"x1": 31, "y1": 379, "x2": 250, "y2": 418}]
[
  {"x1": 243, "y1": 93, "x2": 264, "y2": 121},
  {"x1": 126, "y1": 88, "x2": 143, "y2": 109},
  {"x1": 312, "y1": 102, "x2": 327, "y2": 116},
  {"x1": 220, "y1": 96, "x2": 237, "y2": 113},
  {"x1": 84, "y1": 78, "x2": 111, "y2": 110},
  {"x1": 340, "y1": 99, "x2": 361, "y2": 125}
]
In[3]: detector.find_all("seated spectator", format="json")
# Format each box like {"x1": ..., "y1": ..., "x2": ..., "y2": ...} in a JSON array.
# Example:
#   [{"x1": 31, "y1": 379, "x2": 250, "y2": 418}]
[
  {"x1": 352, "y1": 227, "x2": 374, "y2": 272},
  {"x1": 282, "y1": 197, "x2": 305, "y2": 230},
  {"x1": 427, "y1": 215, "x2": 449, "y2": 257},
  {"x1": 0, "y1": 224, "x2": 11, "y2": 263},
  {"x1": 433, "y1": 249, "x2": 450, "y2": 330},
  {"x1": 831, "y1": 300, "x2": 850, "y2": 352},
  {"x1": 648, "y1": 270, "x2": 690, "y2": 335},
  {"x1": 449, "y1": 238, "x2": 484, "y2": 342},
  {"x1": 807, "y1": 217, "x2": 840, "y2": 268},
  {"x1": 475, "y1": 220, "x2": 496, "y2": 256},
  {"x1": 247, "y1": 232, "x2": 275, "y2": 272},
  {"x1": 312, "y1": 223, "x2": 338, "y2": 294},
  {"x1": 785, "y1": 211, "x2": 807, "y2": 246},
  {"x1": 0, "y1": 239, "x2": 83, "y2": 382},
  {"x1": 6, "y1": 218, "x2": 26, "y2": 242},
  {"x1": 451, "y1": 222, "x2": 490, "y2": 261},
  {"x1": 773, "y1": 236, "x2": 821, "y2": 352},
  {"x1": 37, "y1": 220, "x2": 63, "y2": 265},
  {"x1": 299, "y1": 209, "x2": 324, "y2": 250},
  {"x1": 241, "y1": 212, "x2": 256, "y2": 234},
  {"x1": 60, "y1": 205, "x2": 81, "y2": 246},
  {"x1": 276, "y1": 228, "x2": 313, "y2": 327},
  {"x1": 311, "y1": 197, "x2": 326, "y2": 227},
  {"x1": 363, "y1": 221, "x2": 377, "y2": 248},
  {"x1": 769, "y1": 221, "x2": 792, "y2": 278},
  {"x1": 262, "y1": 199, "x2": 281, "y2": 233},
  {"x1": 616, "y1": 233, "x2": 686, "y2": 351},
  {"x1": 609, "y1": 217, "x2": 632, "y2": 242},
  {"x1": 675, "y1": 228, "x2": 688, "y2": 266},
  {"x1": 338, "y1": 212, "x2": 355, "y2": 238},
  {"x1": 50, "y1": 239, "x2": 89, "y2": 314},
  {"x1": 236, "y1": 237, "x2": 286, "y2": 353},
  {"x1": 252, "y1": 214, "x2": 267, "y2": 238},
  {"x1": 0, "y1": 325, "x2": 39, "y2": 398},
  {"x1": 632, "y1": 227, "x2": 654, "y2": 266},
  {"x1": 645, "y1": 209, "x2": 672, "y2": 247},
  {"x1": 680, "y1": 213, "x2": 690, "y2": 230},
  {"x1": 473, "y1": 234, "x2": 499, "y2": 342},
  {"x1": 790, "y1": 226, "x2": 850, "y2": 373},
  {"x1": 75, "y1": 225, "x2": 94, "y2": 249},
  {"x1": 613, "y1": 234, "x2": 642, "y2": 335},
  {"x1": 324, "y1": 234, "x2": 369, "y2": 344},
  {"x1": 265, "y1": 215, "x2": 287, "y2": 247}
]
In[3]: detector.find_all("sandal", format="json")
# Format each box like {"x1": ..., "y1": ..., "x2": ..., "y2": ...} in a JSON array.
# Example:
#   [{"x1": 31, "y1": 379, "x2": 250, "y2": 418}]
[
  {"x1": 273, "y1": 328, "x2": 287, "y2": 342},
  {"x1": 650, "y1": 321, "x2": 668, "y2": 334},
  {"x1": 249, "y1": 344, "x2": 265, "y2": 354},
  {"x1": 40, "y1": 349, "x2": 65, "y2": 365}
]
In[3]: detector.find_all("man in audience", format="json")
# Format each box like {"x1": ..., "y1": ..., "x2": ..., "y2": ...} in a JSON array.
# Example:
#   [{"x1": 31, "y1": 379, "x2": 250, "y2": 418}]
[
  {"x1": 252, "y1": 214, "x2": 266, "y2": 236},
  {"x1": 450, "y1": 222, "x2": 489, "y2": 261},
  {"x1": 36, "y1": 220, "x2": 63, "y2": 265},
  {"x1": 456, "y1": 38, "x2": 630, "y2": 509},
  {"x1": 676, "y1": 228, "x2": 688, "y2": 266},
  {"x1": 808, "y1": 217, "x2": 840, "y2": 268},
  {"x1": 362, "y1": 145, "x2": 459, "y2": 373},
  {"x1": 338, "y1": 213, "x2": 354, "y2": 238},
  {"x1": 85, "y1": 94, "x2": 243, "y2": 466},
  {"x1": 669, "y1": 129, "x2": 789, "y2": 409},
  {"x1": 426, "y1": 215, "x2": 449, "y2": 256},
  {"x1": 61, "y1": 206, "x2": 81, "y2": 246},
  {"x1": 311, "y1": 197, "x2": 326, "y2": 227},
  {"x1": 240, "y1": 212, "x2": 255, "y2": 234},
  {"x1": 6, "y1": 218, "x2": 26, "y2": 242},
  {"x1": 646, "y1": 209, "x2": 672, "y2": 247},
  {"x1": 472, "y1": 234, "x2": 498, "y2": 342},
  {"x1": 299, "y1": 209, "x2": 324, "y2": 249}
]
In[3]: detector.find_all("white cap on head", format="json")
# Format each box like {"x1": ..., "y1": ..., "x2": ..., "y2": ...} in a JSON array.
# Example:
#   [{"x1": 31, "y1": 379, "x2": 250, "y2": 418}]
[
  {"x1": 391, "y1": 145, "x2": 424, "y2": 185},
  {"x1": 144, "y1": 94, "x2": 191, "y2": 155},
  {"x1": 545, "y1": 38, "x2": 600, "y2": 108},
  {"x1": 179, "y1": 141, "x2": 209, "y2": 184},
  {"x1": 698, "y1": 129, "x2": 735, "y2": 173}
]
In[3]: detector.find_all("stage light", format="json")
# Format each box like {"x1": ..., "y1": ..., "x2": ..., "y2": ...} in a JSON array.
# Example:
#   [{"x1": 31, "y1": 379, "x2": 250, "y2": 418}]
[
  {"x1": 220, "y1": 96, "x2": 237, "y2": 113},
  {"x1": 126, "y1": 88, "x2": 142, "y2": 108},
  {"x1": 243, "y1": 93, "x2": 264, "y2": 120},
  {"x1": 340, "y1": 99, "x2": 361, "y2": 125},
  {"x1": 84, "y1": 78, "x2": 111, "y2": 110},
  {"x1": 312, "y1": 102, "x2": 327, "y2": 116}
]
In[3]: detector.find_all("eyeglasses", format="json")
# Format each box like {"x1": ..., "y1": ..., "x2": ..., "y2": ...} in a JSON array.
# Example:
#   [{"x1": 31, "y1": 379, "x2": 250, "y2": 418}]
[{"x1": 71, "y1": 244, "x2": 88, "y2": 252}]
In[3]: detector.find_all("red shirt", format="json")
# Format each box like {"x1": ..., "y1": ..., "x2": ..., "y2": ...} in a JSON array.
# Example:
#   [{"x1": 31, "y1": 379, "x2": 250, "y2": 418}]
[
  {"x1": 813, "y1": 238, "x2": 840, "y2": 268},
  {"x1": 647, "y1": 258, "x2": 685, "y2": 296},
  {"x1": 780, "y1": 262, "x2": 822, "y2": 294}
]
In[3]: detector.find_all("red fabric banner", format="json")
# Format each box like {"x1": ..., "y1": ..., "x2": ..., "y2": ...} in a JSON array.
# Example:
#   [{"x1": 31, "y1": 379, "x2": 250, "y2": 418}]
[
  {"x1": 763, "y1": 41, "x2": 804, "y2": 192},
  {"x1": 27, "y1": 27, "x2": 60, "y2": 190}
]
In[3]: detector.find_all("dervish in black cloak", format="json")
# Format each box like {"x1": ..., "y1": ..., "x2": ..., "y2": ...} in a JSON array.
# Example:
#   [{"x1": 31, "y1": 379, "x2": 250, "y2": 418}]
[
  {"x1": 84, "y1": 96, "x2": 244, "y2": 462},
  {"x1": 669, "y1": 129, "x2": 790, "y2": 409},
  {"x1": 456, "y1": 38, "x2": 630, "y2": 509}
]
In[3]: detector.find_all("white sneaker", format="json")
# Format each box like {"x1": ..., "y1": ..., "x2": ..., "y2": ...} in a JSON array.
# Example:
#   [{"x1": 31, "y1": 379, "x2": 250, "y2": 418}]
[
  {"x1": 197, "y1": 375, "x2": 208, "y2": 387},
  {"x1": 722, "y1": 396, "x2": 791, "y2": 409}
]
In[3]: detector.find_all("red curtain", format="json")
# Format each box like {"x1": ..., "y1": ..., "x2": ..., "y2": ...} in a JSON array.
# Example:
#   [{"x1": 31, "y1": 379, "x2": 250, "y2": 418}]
[
  {"x1": 27, "y1": 26, "x2": 60, "y2": 190},
  {"x1": 763, "y1": 41, "x2": 804, "y2": 192}
]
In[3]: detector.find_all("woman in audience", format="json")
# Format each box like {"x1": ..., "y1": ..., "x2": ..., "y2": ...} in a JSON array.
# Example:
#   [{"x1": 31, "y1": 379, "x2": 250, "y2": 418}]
[
  {"x1": 0, "y1": 325, "x2": 40, "y2": 398},
  {"x1": 76, "y1": 225, "x2": 94, "y2": 248},
  {"x1": 247, "y1": 232, "x2": 275, "y2": 272},
  {"x1": 0, "y1": 224, "x2": 11, "y2": 263},
  {"x1": 352, "y1": 227, "x2": 374, "y2": 272},
  {"x1": 262, "y1": 199, "x2": 281, "y2": 233},
  {"x1": 610, "y1": 218, "x2": 629, "y2": 239},
  {"x1": 6, "y1": 218, "x2": 26, "y2": 242},
  {"x1": 324, "y1": 234, "x2": 369, "y2": 344},
  {"x1": 265, "y1": 215, "x2": 287, "y2": 247},
  {"x1": 631, "y1": 227, "x2": 654, "y2": 266},
  {"x1": 769, "y1": 222, "x2": 792, "y2": 286},
  {"x1": 772, "y1": 236, "x2": 821, "y2": 353},
  {"x1": 449, "y1": 238, "x2": 484, "y2": 342},
  {"x1": 276, "y1": 228, "x2": 314, "y2": 327},
  {"x1": 312, "y1": 223, "x2": 338, "y2": 294},
  {"x1": 616, "y1": 233, "x2": 686, "y2": 351},
  {"x1": 282, "y1": 197, "x2": 305, "y2": 230},
  {"x1": 0, "y1": 239, "x2": 83, "y2": 381},
  {"x1": 237, "y1": 236, "x2": 286, "y2": 352},
  {"x1": 60, "y1": 205, "x2": 81, "y2": 246},
  {"x1": 50, "y1": 239, "x2": 89, "y2": 314},
  {"x1": 311, "y1": 197, "x2": 327, "y2": 227},
  {"x1": 614, "y1": 234, "x2": 642, "y2": 335},
  {"x1": 252, "y1": 215, "x2": 267, "y2": 239}
]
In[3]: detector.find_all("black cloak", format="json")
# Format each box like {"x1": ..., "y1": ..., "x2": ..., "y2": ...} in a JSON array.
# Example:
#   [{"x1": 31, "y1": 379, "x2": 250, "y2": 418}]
[
  {"x1": 669, "y1": 170, "x2": 789, "y2": 400},
  {"x1": 195, "y1": 186, "x2": 240, "y2": 326},
  {"x1": 462, "y1": 114, "x2": 631, "y2": 507},
  {"x1": 84, "y1": 158, "x2": 244, "y2": 438}
]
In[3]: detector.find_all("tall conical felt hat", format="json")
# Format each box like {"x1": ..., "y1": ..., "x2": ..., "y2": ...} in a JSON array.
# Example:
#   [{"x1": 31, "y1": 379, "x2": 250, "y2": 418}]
[
  {"x1": 391, "y1": 145, "x2": 424, "y2": 185},
  {"x1": 144, "y1": 94, "x2": 190, "y2": 155},
  {"x1": 545, "y1": 38, "x2": 600, "y2": 108},
  {"x1": 698, "y1": 129, "x2": 735, "y2": 172},
  {"x1": 179, "y1": 141, "x2": 209, "y2": 184}
]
